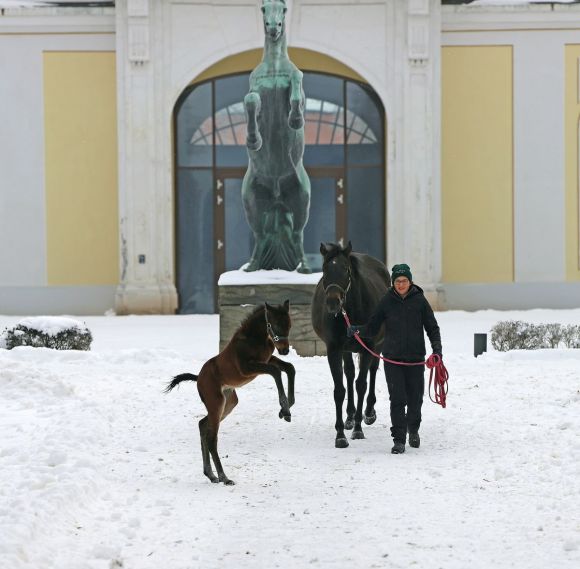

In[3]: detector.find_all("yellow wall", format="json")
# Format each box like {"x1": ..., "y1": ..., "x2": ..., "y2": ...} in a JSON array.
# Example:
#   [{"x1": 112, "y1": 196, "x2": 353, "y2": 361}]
[
  {"x1": 44, "y1": 51, "x2": 119, "y2": 286},
  {"x1": 442, "y1": 46, "x2": 514, "y2": 283},
  {"x1": 565, "y1": 44, "x2": 580, "y2": 281},
  {"x1": 192, "y1": 48, "x2": 367, "y2": 84}
]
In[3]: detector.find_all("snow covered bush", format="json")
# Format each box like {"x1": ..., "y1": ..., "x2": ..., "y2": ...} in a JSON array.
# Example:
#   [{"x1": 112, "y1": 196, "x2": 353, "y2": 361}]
[
  {"x1": 561, "y1": 324, "x2": 580, "y2": 348},
  {"x1": 491, "y1": 321, "x2": 580, "y2": 351},
  {"x1": 0, "y1": 317, "x2": 92, "y2": 351}
]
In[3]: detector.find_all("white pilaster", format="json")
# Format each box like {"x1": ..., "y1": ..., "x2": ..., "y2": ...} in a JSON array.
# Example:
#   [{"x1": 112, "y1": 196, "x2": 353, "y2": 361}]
[
  {"x1": 115, "y1": 0, "x2": 178, "y2": 314},
  {"x1": 390, "y1": 0, "x2": 441, "y2": 304}
]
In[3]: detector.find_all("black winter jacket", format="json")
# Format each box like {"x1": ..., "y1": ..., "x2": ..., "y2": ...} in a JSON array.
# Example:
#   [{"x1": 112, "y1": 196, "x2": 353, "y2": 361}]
[{"x1": 359, "y1": 285, "x2": 442, "y2": 362}]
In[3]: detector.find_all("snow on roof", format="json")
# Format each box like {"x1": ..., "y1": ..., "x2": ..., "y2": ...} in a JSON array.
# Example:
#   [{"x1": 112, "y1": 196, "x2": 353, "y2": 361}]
[{"x1": 218, "y1": 268, "x2": 322, "y2": 286}]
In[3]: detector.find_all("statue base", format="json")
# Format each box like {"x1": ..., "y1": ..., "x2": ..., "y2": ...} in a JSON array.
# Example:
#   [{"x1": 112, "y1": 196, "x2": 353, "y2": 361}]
[{"x1": 218, "y1": 269, "x2": 326, "y2": 356}]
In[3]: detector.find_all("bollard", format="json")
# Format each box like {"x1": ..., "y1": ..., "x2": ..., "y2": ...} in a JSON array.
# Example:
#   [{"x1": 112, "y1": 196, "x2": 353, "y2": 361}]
[{"x1": 474, "y1": 333, "x2": 487, "y2": 357}]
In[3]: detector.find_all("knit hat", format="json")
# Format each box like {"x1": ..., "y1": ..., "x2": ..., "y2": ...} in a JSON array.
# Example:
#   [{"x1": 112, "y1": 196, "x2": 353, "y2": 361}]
[{"x1": 391, "y1": 263, "x2": 412, "y2": 284}]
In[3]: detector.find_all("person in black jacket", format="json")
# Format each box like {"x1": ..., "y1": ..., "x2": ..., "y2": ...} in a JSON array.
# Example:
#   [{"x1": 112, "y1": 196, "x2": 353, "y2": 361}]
[{"x1": 347, "y1": 263, "x2": 442, "y2": 454}]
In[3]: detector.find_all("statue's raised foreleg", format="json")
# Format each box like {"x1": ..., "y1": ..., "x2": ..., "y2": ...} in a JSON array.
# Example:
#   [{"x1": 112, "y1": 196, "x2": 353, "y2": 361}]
[
  {"x1": 288, "y1": 71, "x2": 305, "y2": 130},
  {"x1": 244, "y1": 92, "x2": 262, "y2": 151}
]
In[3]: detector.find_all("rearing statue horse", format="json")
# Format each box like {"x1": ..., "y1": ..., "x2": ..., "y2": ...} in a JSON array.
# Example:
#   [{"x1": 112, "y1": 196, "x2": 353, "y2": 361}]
[{"x1": 242, "y1": 0, "x2": 312, "y2": 273}]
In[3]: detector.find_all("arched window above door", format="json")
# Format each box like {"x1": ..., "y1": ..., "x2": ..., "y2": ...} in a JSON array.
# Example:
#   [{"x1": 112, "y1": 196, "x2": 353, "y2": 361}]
[{"x1": 174, "y1": 70, "x2": 386, "y2": 314}]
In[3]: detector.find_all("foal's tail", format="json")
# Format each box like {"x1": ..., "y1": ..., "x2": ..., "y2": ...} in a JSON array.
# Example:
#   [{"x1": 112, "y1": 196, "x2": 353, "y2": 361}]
[{"x1": 164, "y1": 373, "x2": 198, "y2": 393}]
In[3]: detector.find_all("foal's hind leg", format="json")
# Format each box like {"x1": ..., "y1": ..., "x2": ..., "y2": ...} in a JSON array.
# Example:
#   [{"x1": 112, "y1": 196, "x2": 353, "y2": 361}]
[
  {"x1": 364, "y1": 356, "x2": 379, "y2": 425},
  {"x1": 343, "y1": 353, "x2": 356, "y2": 430},
  {"x1": 199, "y1": 416, "x2": 218, "y2": 483}
]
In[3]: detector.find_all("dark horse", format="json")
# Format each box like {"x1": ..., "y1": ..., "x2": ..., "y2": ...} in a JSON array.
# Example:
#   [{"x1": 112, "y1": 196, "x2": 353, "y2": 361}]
[
  {"x1": 165, "y1": 301, "x2": 295, "y2": 485},
  {"x1": 242, "y1": 0, "x2": 311, "y2": 273},
  {"x1": 311, "y1": 242, "x2": 390, "y2": 448}
]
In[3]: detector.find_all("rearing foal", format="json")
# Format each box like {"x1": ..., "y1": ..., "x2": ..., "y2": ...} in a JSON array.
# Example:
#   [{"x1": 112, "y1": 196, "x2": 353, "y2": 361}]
[{"x1": 165, "y1": 300, "x2": 295, "y2": 485}]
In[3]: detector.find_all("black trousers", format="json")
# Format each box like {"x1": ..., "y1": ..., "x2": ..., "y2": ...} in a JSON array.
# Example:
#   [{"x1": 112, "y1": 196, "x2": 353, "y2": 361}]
[{"x1": 384, "y1": 361, "x2": 425, "y2": 443}]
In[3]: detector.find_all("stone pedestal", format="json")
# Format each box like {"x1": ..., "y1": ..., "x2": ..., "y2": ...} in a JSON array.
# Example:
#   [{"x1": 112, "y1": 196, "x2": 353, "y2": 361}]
[{"x1": 218, "y1": 273, "x2": 326, "y2": 356}]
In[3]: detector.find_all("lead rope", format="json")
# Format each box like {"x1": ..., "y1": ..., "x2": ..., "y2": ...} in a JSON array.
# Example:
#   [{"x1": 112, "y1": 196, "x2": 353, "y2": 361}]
[{"x1": 341, "y1": 308, "x2": 449, "y2": 408}]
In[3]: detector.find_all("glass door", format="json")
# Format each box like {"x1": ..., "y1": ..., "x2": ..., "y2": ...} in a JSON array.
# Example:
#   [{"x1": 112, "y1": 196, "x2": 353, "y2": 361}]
[{"x1": 303, "y1": 170, "x2": 346, "y2": 272}]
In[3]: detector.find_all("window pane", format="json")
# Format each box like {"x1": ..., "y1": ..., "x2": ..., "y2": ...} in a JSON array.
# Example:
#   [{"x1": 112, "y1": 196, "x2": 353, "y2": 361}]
[
  {"x1": 176, "y1": 82, "x2": 213, "y2": 167},
  {"x1": 303, "y1": 177, "x2": 336, "y2": 271},
  {"x1": 224, "y1": 178, "x2": 254, "y2": 270},
  {"x1": 215, "y1": 74, "x2": 250, "y2": 167},
  {"x1": 177, "y1": 168, "x2": 214, "y2": 313},
  {"x1": 346, "y1": 81, "x2": 383, "y2": 165},
  {"x1": 303, "y1": 73, "x2": 344, "y2": 167},
  {"x1": 347, "y1": 167, "x2": 384, "y2": 262}
]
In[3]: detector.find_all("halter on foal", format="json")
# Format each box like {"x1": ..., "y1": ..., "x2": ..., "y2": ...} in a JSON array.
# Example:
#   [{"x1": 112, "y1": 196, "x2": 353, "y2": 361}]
[{"x1": 165, "y1": 300, "x2": 295, "y2": 485}]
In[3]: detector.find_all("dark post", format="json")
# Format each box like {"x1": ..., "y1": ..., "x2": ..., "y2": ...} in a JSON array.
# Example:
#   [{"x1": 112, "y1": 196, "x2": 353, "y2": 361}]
[{"x1": 474, "y1": 333, "x2": 487, "y2": 357}]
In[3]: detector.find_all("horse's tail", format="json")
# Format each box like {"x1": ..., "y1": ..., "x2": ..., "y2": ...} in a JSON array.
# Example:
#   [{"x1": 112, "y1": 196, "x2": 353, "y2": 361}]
[{"x1": 163, "y1": 373, "x2": 198, "y2": 394}]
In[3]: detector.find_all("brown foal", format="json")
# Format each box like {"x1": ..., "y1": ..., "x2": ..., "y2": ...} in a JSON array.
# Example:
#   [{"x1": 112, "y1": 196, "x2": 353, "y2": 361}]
[{"x1": 164, "y1": 300, "x2": 295, "y2": 485}]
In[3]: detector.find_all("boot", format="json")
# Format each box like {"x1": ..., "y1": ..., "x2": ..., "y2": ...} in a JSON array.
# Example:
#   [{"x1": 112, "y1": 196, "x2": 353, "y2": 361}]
[
  {"x1": 391, "y1": 441, "x2": 405, "y2": 454},
  {"x1": 409, "y1": 432, "x2": 420, "y2": 448}
]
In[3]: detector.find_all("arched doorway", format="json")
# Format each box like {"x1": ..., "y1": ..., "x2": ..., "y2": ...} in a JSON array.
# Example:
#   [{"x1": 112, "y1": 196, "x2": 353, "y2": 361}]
[{"x1": 174, "y1": 71, "x2": 386, "y2": 313}]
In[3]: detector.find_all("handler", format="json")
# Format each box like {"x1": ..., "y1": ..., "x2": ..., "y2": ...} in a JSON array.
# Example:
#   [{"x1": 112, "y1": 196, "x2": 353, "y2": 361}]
[{"x1": 347, "y1": 264, "x2": 442, "y2": 454}]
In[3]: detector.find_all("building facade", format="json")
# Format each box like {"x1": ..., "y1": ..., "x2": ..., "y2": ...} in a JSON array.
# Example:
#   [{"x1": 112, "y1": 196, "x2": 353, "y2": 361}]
[{"x1": 0, "y1": 0, "x2": 579, "y2": 314}]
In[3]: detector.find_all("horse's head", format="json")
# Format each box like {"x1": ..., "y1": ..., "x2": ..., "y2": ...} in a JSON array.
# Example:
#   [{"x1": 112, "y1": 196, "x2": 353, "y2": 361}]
[
  {"x1": 265, "y1": 299, "x2": 291, "y2": 355},
  {"x1": 320, "y1": 241, "x2": 353, "y2": 316},
  {"x1": 261, "y1": 0, "x2": 287, "y2": 42}
]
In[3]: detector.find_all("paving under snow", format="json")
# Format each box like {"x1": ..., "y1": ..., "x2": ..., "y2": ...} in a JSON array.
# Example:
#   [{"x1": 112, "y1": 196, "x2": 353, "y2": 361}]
[{"x1": 1, "y1": 309, "x2": 579, "y2": 569}]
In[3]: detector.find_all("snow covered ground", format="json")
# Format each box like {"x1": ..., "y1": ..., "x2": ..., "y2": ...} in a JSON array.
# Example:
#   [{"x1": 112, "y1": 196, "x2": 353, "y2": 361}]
[{"x1": 1, "y1": 308, "x2": 579, "y2": 569}]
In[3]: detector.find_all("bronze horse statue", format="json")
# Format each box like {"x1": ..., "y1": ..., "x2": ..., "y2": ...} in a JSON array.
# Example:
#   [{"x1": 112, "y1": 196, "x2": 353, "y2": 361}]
[
  {"x1": 165, "y1": 301, "x2": 295, "y2": 485},
  {"x1": 312, "y1": 242, "x2": 390, "y2": 448},
  {"x1": 242, "y1": 0, "x2": 311, "y2": 273}
]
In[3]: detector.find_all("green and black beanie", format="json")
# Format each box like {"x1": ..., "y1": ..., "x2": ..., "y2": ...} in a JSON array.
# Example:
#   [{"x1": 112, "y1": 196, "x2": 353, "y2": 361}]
[{"x1": 391, "y1": 263, "x2": 412, "y2": 284}]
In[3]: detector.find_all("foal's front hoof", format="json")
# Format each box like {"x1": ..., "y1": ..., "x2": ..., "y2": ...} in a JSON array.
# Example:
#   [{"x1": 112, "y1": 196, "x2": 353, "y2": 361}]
[
  {"x1": 364, "y1": 410, "x2": 377, "y2": 425},
  {"x1": 351, "y1": 429, "x2": 365, "y2": 440},
  {"x1": 223, "y1": 478, "x2": 236, "y2": 486},
  {"x1": 344, "y1": 418, "x2": 355, "y2": 430},
  {"x1": 335, "y1": 437, "x2": 349, "y2": 449}
]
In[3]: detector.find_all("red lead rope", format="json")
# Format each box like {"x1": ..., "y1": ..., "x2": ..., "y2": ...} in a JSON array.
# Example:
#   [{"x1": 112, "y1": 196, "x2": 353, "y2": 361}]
[{"x1": 341, "y1": 309, "x2": 449, "y2": 408}]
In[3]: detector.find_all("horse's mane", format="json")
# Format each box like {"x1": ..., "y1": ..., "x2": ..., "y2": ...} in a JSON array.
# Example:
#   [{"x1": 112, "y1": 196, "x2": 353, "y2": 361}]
[{"x1": 238, "y1": 304, "x2": 265, "y2": 333}]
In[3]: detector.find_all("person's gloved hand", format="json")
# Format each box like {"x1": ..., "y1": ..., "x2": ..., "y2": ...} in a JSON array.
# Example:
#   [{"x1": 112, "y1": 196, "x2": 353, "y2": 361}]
[
  {"x1": 346, "y1": 325, "x2": 360, "y2": 338},
  {"x1": 433, "y1": 348, "x2": 443, "y2": 359}
]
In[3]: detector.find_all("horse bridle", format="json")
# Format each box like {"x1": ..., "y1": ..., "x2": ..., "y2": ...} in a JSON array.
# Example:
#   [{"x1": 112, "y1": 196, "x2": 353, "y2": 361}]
[
  {"x1": 323, "y1": 265, "x2": 352, "y2": 307},
  {"x1": 264, "y1": 304, "x2": 289, "y2": 343}
]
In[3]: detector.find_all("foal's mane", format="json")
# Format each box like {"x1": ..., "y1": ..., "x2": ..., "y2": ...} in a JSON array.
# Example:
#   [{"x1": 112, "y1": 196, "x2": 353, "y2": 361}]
[{"x1": 238, "y1": 305, "x2": 265, "y2": 333}]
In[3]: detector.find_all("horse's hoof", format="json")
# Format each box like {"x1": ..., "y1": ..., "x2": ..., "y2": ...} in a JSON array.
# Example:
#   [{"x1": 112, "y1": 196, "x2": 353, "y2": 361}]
[
  {"x1": 296, "y1": 261, "x2": 311, "y2": 274},
  {"x1": 351, "y1": 430, "x2": 365, "y2": 440},
  {"x1": 223, "y1": 479, "x2": 236, "y2": 486},
  {"x1": 364, "y1": 410, "x2": 377, "y2": 425},
  {"x1": 288, "y1": 115, "x2": 304, "y2": 130},
  {"x1": 246, "y1": 134, "x2": 262, "y2": 151},
  {"x1": 335, "y1": 437, "x2": 349, "y2": 449},
  {"x1": 279, "y1": 410, "x2": 291, "y2": 422},
  {"x1": 344, "y1": 418, "x2": 354, "y2": 430}
]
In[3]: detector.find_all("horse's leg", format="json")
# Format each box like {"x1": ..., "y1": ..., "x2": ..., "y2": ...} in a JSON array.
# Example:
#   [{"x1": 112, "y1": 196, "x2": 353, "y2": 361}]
[
  {"x1": 327, "y1": 348, "x2": 348, "y2": 448},
  {"x1": 364, "y1": 356, "x2": 379, "y2": 425},
  {"x1": 198, "y1": 415, "x2": 217, "y2": 483},
  {"x1": 197, "y1": 373, "x2": 233, "y2": 485},
  {"x1": 242, "y1": 173, "x2": 274, "y2": 272},
  {"x1": 240, "y1": 361, "x2": 291, "y2": 421},
  {"x1": 343, "y1": 353, "x2": 356, "y2": 430},
  {"x1": 352, "y1": 352, "x2": 373, "y2": 439},
  {"x1": 244, "y1": 92, "x2": 262, "y2": 151},
  {"x1": 269, "y1": 355, "x2": 296, "y2": 409},
  {"x1": 282, "y1": 166, "x2": 311, "y2": 273},
  {"x1": 288, "y1": 70, "x2": 304, "y2": 130}
]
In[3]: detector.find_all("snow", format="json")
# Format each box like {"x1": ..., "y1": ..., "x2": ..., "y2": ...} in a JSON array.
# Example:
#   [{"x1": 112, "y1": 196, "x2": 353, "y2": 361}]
[
  {"x1": 1, "y1": 308, "x2": 579, "y2": 569},
  {"x1": 5, "y1": 316, "x2": 90, "y2": 337},
  {"x1": 218, "y1": 268, "x2": 322, "y2": 286}
]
